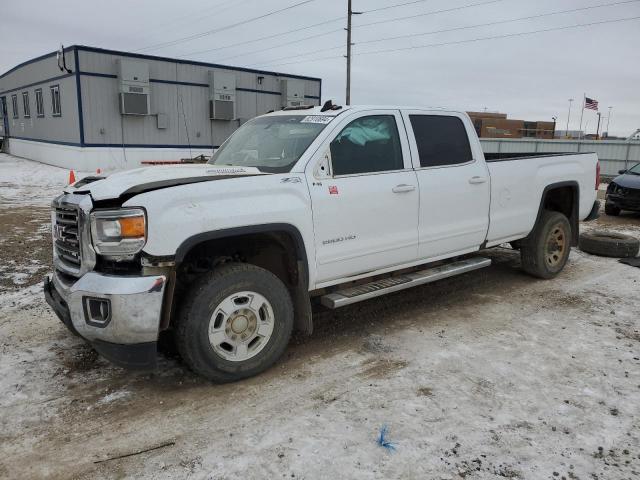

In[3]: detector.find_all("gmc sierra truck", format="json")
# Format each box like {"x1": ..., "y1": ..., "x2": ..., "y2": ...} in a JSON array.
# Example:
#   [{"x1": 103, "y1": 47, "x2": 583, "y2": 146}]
[{"x1": 45, "y1": 104, "x2": 601, "y2": 382}]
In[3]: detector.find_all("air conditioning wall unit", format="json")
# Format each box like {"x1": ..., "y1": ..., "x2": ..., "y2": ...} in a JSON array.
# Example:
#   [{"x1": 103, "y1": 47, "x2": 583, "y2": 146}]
[
  {"x1": 208, "y1": 71, "x2": 236, "y2": 120},
  {"x1": 280, "y1": 78, "x2": 305, "y2": 108},
  {"x1": 117, "y1": 59, "x2": 150, "y2": 116}
]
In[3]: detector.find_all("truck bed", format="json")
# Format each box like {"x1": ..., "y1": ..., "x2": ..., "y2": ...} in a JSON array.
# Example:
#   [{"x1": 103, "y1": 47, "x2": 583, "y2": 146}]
[{"x1": 485, "y1": 151, "x2": 599, "y2": 247}]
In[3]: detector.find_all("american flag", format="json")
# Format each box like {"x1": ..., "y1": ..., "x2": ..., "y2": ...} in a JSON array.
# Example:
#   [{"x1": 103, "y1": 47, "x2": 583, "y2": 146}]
[{"x1": 585, "y1": 97, "x2": 599, "y2": 111}]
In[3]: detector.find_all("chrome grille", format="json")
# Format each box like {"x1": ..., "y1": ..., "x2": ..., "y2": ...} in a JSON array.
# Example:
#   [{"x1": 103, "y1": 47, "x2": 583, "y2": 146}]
[{"x1": 53, "y1": 206, "x2": 82, "y2": 270}]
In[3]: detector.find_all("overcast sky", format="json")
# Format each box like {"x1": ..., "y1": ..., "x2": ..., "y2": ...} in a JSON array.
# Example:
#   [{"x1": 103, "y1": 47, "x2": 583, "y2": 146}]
[{"x1": 2, "y1": 0, "x2": 639, "y2": 136}]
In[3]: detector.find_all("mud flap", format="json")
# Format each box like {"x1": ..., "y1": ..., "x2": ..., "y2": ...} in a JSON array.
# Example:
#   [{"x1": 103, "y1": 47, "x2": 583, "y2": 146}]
[{"x1": 291, "y1": 261, "x2": 313, "y2": 335}]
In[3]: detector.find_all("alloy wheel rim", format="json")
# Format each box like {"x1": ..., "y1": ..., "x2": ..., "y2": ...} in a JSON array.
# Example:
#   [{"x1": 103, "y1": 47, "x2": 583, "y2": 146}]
[
  {"x1": 208, "y1": 291, "x2": 274, "y2": 362},
  {"x1": 545, "y1": 225, "x2": 566, "y2": 267}
]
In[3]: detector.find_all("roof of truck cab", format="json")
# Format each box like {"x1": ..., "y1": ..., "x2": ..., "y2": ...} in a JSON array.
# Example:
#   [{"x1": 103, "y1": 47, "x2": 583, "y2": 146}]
[{"x1": 263, "y1": 105, "x2": 459, "y2": 117}]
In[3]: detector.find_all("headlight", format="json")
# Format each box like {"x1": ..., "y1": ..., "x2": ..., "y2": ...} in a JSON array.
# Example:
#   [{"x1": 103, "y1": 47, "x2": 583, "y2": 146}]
[{"x1": 90, "y1": 208, "x2": 146, "y2": 258}]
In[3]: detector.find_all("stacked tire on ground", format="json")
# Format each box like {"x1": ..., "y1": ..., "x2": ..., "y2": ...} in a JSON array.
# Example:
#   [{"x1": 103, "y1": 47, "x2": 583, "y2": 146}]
[{"x1": 579, "y1": 231, "x2": 640, "y2": 258}]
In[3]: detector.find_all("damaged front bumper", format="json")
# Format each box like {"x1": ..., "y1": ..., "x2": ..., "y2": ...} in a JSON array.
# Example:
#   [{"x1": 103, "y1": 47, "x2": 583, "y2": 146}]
[{"x1": 44, "y1": 270, "x2": 166, "y2": 369}]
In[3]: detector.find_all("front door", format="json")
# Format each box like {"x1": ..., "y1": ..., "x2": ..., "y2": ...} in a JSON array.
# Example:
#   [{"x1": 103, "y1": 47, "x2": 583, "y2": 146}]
[
  {"x1": 0, "y1": 97, "x2": 9, "y2": 139},
  {"x1": 307, "y1": 110, "x2": 419, "y2": 286},
  {"x1": 401, "y1": 111, "x2": 490, "y2": 260}
]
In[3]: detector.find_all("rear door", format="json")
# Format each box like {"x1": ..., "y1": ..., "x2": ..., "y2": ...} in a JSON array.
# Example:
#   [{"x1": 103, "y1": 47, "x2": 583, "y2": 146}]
[
  {"x1": 306, "y1": 110, "x2": 419, "y2": 285},
  {"x1": 401, "y1": 111, "x2": 490, "y2": 260}
]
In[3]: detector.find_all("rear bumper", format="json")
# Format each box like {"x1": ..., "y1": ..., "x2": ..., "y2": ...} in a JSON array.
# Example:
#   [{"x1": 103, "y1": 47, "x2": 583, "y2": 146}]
[
  {"x1": 606, "y1": 194, "x2": 640, "y2": 212},
  {"x1": 44, "y1": 270, "x2": 166, "y2": 370}
]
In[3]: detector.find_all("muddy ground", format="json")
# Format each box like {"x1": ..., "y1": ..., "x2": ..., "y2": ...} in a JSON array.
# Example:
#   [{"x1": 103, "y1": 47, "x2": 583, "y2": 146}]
[{"x1": 1, "y1": 156, "x2": 639, "y2": 479}]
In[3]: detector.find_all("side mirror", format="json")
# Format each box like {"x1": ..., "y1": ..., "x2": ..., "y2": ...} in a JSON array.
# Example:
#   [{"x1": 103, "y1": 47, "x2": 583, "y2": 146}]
[{"x1": 619, "y1": 169, "x2": 627, "y2": 175}]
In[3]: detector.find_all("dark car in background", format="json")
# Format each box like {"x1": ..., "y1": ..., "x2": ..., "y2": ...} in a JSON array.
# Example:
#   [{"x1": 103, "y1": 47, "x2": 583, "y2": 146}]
[{"x1": 605, "y1": 163, "x2": 640, "y2": 215}]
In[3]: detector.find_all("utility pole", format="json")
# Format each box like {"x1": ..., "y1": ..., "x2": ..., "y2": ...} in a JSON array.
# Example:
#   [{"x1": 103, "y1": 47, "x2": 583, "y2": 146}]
[
  {"x1": 566, "y1": 98, "x2": 573, "y2": 137},
  {"x1": 596, "y1": 112, "x2": 602, "y2": 139},
  {"x1": 345, "y1": 0, "x2": 362, "y2": 105},
  {"x1": 606, "y1": 106, "x2": 612, "y2": 136}
]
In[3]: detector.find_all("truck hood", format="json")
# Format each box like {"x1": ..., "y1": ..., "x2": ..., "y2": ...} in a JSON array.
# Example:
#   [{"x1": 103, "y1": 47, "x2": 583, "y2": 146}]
[{"x1": 65, "y1": 165, "x2": 267, "y2": 201}]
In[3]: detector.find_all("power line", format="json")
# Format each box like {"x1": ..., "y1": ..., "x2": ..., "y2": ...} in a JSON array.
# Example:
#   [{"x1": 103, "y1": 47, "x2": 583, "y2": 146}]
[
  {"x1": 357, "y1": 15, "x2": 640, "y2": 56},
  {"x1": 356, "y1": 0, "x2": 506, "y2": 30},
  {"x1": 181, "y1": 0, "x2": 441, "y2": 60},
  {"x1": 220, "y1": 0, "x2": 507, "y2": 63},
  {"x1": 137, "y1": 0, "x2": 319, "y2": 53},
  {"x1": 253, "y1": 15, "x2": 640, "y2": 68},
  {"x1": 215, "y1": 27, "x2": 344, "y2": 62},
  {"x1": 181, "y1": 17, "x2": 343, "y2": 58},
  {"x1": 356, "y1": 0, "x2": 640, "y2": 46},
  {"x1": 247, "y1": 0, "x2": 639, "y2": 67},
  {"x1": 366, "y1": 0, "x2": 434, "y2": 14}
]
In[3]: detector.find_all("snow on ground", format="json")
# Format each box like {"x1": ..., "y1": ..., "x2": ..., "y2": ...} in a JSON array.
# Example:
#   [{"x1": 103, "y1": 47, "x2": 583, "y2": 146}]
[
  {"x1": 0, "y1": 153, "x2": 91, "y2": 207},
  {"x1": 1, "y1": 155, "x2": 639, "y2": 480}
]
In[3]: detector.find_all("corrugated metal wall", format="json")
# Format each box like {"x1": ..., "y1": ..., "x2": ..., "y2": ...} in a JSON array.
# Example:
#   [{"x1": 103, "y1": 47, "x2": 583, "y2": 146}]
[
  {"x1": 481, "y1": 138, "x2": 640, "y2": 176},
  {"x1": 0, "y1": 46, "x2": 321, "y2": 150},
  {"x1": 78, "y1": 48, "x2": 321, "y2": 149},
  {"x1": 0, "y1": 49, "x2": 81, "y2": 144}
]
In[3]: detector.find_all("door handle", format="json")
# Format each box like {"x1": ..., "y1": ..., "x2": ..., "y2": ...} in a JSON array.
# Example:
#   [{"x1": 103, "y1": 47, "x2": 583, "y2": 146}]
[
  {"x1": 468, "y1": 176, "x2": 487, "y2": 185},
  {"x1": 392, "y1": 184, "x2": 416, "y2": 193}
]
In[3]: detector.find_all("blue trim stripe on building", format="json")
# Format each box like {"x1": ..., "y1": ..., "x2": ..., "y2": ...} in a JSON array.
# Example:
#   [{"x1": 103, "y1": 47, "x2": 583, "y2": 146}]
[
  {"x1": 1, "y1": 45, "x2": 321, "y2": 84},
  {"x1": 70, "y1": 72, "x2": 321, "y2": 99},
  {"x1": 0, "y1": 73, "x2": 74, "y2": 96},
  {"x1": 74, "y1": 49, "x2": 85, "y2": 146},
  {"x1": 73, "y1": 45, "x2": 322, "y2": 83},
  {"x1": 9, "y1": 136, "x2": 219, "y2": 149}
]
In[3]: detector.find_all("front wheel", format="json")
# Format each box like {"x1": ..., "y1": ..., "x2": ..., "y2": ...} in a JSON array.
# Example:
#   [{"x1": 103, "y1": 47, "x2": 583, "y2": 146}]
[
  {"x1": 520, "y1": 211, "x2": 572, "y2": 279},
  {"x1": 176, "y1": 263, "x2": 294, "y2": 382}
]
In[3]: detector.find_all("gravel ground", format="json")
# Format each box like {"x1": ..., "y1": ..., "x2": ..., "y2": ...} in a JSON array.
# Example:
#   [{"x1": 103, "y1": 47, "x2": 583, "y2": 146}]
[{"x1": 1, "y1": 154, "x2": 639, "y2": 480}]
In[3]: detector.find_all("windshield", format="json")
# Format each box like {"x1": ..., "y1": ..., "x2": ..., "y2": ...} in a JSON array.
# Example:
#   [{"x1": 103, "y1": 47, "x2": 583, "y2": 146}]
[
  {"x1": 208, "y1": 115, "x2": 331, "y2": 173},
  {"x1": 627, "y1": 163, "x2": 640, "y2": 175}
]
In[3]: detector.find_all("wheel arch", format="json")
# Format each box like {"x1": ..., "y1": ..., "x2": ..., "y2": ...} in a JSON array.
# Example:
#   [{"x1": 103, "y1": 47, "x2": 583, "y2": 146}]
[
  {"x1": 532, "y1": 181, "x2": 580, "y2": 246},
  {"x1": 174, "y1": 223, "x2": 313, "y2": 335}
]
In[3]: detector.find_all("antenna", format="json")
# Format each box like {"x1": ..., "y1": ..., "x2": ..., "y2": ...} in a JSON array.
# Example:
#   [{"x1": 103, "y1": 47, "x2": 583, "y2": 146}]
[{"x1": 57, "y1": 45, "x2": 72, "y2": 74}]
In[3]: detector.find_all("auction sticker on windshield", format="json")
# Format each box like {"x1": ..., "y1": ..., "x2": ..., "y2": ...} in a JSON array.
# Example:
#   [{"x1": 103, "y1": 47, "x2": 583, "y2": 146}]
[{"x1": 300, "y1": 116, "x2": 333, "y2": 124}]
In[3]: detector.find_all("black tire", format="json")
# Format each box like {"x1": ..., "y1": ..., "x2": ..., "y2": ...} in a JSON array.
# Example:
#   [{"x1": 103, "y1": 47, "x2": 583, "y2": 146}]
[
  {"x1": 176, "y1": 263, "x2": 294, "y2": 382},
  {"x1": 604, "y1": 202, "x2": 621, "y2": 216},
  {"x1": 578, "y1": 230, "x2": 640, "y2": 258},
  {"x1": 520, "y1": 210, "x2": 572, "y2": 279}
]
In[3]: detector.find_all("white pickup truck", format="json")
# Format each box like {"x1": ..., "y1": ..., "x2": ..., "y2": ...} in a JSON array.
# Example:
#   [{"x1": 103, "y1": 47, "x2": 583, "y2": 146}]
[{"x1": 45, "y1": 104, "x2": 600, "y2": 381}]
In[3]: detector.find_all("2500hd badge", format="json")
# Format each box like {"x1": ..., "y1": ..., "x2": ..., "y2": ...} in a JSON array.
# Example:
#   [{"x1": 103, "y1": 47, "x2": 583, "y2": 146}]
[{"x1": 322, "y1": 235, "x2": 357, "y2": 246}]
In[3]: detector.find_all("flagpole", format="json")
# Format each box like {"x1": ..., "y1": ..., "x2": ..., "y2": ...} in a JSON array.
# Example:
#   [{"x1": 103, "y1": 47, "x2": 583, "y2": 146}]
[{"x1": 578, "y1": 93, "x2": 585, "y2": 139}]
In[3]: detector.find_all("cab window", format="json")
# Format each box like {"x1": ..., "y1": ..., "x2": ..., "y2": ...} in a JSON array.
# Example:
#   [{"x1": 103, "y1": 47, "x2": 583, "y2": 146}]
[
  {"x1": 330, "y1": 115, "x2": 403, "y2": 176},
  {"x1": 409, "y1": 115, "x2": 472, "y2": 168}
]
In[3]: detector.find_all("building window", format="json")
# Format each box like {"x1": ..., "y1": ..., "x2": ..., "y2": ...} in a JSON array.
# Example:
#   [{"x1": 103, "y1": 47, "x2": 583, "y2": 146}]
[
  {"x1": 22, "y1": 92, "x2": 30, "y2": 118},
  {"x1": 11, "y1": 94, "x2": 19, "y2": 119},
  {"x1": 35, "y1": 89, "x2": 44, "y2": 117},
  {"x1": 50, "y1": 85, "x2": 61, "y2": 117}
]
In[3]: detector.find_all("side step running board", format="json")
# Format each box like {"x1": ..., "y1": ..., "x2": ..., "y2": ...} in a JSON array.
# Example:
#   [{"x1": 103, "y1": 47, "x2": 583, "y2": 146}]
[{"x1": 320, "y1": 257, "x2": 491, "y2": 309}]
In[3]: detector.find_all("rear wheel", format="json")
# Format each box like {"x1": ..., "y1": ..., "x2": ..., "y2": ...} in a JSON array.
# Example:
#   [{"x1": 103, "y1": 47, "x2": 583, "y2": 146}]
[
  {"x1": 176, "y1": 263, "x2": 294, "y2": 382},
  {"x1": 604, "y1": 202, "x2": 621, "y2": 216},
  {"x1": 520, "y1": 211, "x2": 572, "y2": 279}
]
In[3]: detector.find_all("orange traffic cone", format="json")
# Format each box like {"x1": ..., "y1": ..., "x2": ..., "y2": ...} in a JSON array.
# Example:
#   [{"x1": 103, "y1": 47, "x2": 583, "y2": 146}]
[
  {"x1": 68, "y1": 170, "x2": 76, "y2": 184},
  {"x1": 96, "y1": 168, "x2": 102, "y2": 174}
]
